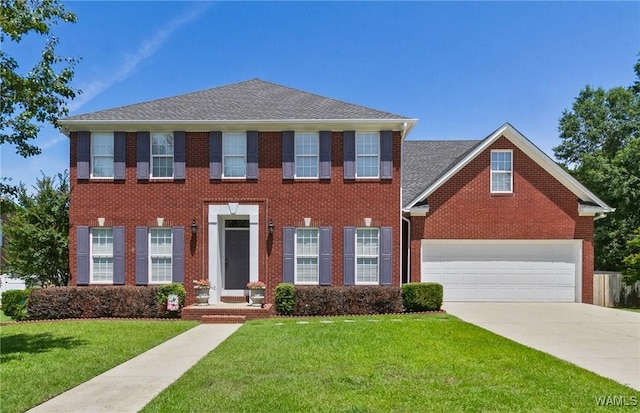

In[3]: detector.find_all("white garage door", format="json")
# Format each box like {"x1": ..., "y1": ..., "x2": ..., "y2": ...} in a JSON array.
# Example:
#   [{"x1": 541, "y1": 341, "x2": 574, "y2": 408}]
[{"x1": 421, "y1": 240, "x2": 581, "y2": 302}]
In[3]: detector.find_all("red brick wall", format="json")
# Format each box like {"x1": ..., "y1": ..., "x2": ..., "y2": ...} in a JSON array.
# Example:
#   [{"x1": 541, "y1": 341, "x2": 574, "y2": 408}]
[
  {"x1": 69, "y1": 131, "x2": 402, "y2": 304},
  {"x1": 409, "y1": 136, "x2": 595, "y2": 303}
]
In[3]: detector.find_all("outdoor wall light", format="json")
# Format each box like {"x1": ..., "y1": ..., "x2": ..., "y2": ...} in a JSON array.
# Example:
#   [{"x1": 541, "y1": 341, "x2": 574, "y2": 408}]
[
  {"x1": 268, "y1": 219, "x2": 275, "y2": 234},
  {"x1": 191, "y1": 219, "x2": 198, "y2": 235}
]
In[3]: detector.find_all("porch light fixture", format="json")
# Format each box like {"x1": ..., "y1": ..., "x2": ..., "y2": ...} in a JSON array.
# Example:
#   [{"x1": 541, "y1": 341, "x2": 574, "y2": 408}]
[
  {"x1": 191, "y1": 219, "x2": 198, "y2": 235},
  {"x1": 268, "y1": 219, "x2": 275, "y2": 234}
]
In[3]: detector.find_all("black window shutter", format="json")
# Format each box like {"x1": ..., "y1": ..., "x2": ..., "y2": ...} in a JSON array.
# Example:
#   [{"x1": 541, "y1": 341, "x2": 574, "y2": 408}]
[
  {"x1": 246, "y1": 131, "x2": 259, "y2": 179},
  {"x1": 379, "y1": 227, "x2": 392, "y2": 285},
  {"x1": 174, "y1": 131, "x2": 186, "y2": 179},
  {"x1": 77, "y1": 132, "x2": 90, "y2": 179},
  {"x1": 380, "y1": 130, "x2": 393, "y2": 179},
  {"x1": 136, "y1": 132, "x2": 150, "y2": 180},
  {"x1": 172, "y1": 227, "x2": 184, "y2": 283},
  {"x1": 319, "y1": 131, "x2": 331, "y2": 179},
  {"x1": 114, "y1": 132, "x2": 126, "y2": 180},
  {"x1": 343, "y1": 226, "x2": 355, "y2": 285},
  {"x1": 283, "y1": 227, "x2": 295, "y2": 283},
  {"x1": 282, "y1": 131, "x2": 294, "y2": 179},
  {"x1": 135, "y1": 226, "x2": 149, "y2": 285},
  {"x1": 209, "y1": 131, "x2": 222, "y2": 179},
  {"x1": 319, "y1": 227, "x2": 332, "y2": 285},
  {"x1": 113, "y1": 226, "x2": 125, "y2": 284},
  {"x1": 76, "y1": 226, "x2": 90, "y2": 284},
  {"x1": 343, "y1": 131, "x2": 355, "y2": 179}
]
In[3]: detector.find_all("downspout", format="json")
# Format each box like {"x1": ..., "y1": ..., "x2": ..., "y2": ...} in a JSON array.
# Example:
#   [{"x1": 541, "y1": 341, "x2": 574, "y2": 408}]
[{"x1": 401, "y1": 215, "x2": 411, "y2": 285}]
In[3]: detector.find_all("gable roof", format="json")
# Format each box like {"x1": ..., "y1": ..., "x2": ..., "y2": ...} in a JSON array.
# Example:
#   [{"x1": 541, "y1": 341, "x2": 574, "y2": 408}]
[
  {"x1": 402, "y1": 140, "x2": 480, "y2": 207},
  {"x1": 60, "y1": 79, "x2": 418, "y2": 134},
  {"x1": 403, "y1": 123, "x2": 614, "y2": 215}
]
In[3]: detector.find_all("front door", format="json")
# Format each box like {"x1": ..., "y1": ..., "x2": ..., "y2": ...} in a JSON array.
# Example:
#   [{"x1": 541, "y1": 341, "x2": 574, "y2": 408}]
[{"x1": 224, "y1": 220, "x2": 250, "y2": 290}]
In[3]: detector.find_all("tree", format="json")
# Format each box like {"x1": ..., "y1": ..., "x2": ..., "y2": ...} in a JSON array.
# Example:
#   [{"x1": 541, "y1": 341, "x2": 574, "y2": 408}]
[
  {"x1": 622, "y1": 227, "x2": 640, "y2": 284},
  {"x1": 3, "y1": 172, "x2": 70, "y2": 286},
  {"x1": 554, "y1": 59, "x2": 640, "y2": 271},
  {"x1": 0, "y1": 0, "x2": 80, "y2": 195}
]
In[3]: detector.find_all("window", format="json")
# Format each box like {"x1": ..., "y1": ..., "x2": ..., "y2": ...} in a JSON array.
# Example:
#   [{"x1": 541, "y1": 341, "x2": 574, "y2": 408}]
[
  {"x1": 150, "y1": 228, "x2": 172, "y2": 283},
  {"x1": 295, "y1": 132, "x2": 319, "y2": 178},
  {"x1": 356, "y1": 132, "x2": 379, "y2": 178},
  {"x1": 491, "y1": 150, "x2": 513, "y2": 193},
  {"x1": 151, "y1": 133, "x2": 174, "y2": 178},
  {"x1": 356, "y1": 228, "x2": 379, "y2": 284},
  {"x1": 223, "y1": 132, "x2": 246, "y2": 178},
  {"x1": 295, "y1": 228, "x2": 319, "y2": 284},
  {"x1": 91, "y1": 133, "x2": 114, "y2": 178},
  {"x1": 91, "y1": 228, "x2": 113, "y2": 283}
]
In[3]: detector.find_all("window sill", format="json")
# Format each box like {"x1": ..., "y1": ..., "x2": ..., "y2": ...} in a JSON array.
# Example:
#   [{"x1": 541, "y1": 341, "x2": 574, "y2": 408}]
[{"x1": 490, "y1": 192, "x2": 514, "y2": 197}]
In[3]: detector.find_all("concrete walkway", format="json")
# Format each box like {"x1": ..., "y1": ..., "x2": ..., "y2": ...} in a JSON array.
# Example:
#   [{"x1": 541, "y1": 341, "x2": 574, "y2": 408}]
[
  {"x1": 444, "y1": 302, "x2": 640, "y2": 391},
  {"x1": 27, "y1": 323, "x2": 242, "y2": 413}
]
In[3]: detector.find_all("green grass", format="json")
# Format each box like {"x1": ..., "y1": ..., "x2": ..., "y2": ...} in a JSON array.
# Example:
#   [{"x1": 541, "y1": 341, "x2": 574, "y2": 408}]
[
  {"x1": 0, "y1": 319, "x2": 198, "y2": 413},
  {"x1": 143, "y1": 315, "x2": 638, "y2": 413},
  {"x1": 0, "y1": 309, "x2": 14, "y2": 323},
  {"x1": 619, "y1": 307, "x2": 640, "y2": 313}
]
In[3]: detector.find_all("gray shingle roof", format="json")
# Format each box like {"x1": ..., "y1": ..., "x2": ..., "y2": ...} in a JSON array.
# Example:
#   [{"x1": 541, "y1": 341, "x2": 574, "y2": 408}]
[
  {"x1": 402, "y1": 140, "x2": 481, "y2": 207},
  {"x1": 65, "y1": 79, "x2": 411, "y2": 121}
]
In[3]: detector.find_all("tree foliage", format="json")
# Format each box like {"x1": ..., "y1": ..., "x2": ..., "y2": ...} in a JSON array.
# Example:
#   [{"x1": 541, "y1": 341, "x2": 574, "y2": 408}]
[
  {"x1": 0, "y1": 0, "x2": 80, "y2": 195},
  {"x1": 554, "y1": 59, "x2": 640, "y2": 271},
  {"x1": 3, "y1": 172, "x2": 70, "y2": 286},
  {"x1": 623, "y1": 227, "x2": 640, "y2": 284}
]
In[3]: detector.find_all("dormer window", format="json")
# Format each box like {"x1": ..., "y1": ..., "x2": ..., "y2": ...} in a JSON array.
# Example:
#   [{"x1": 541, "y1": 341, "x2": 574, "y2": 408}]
[{"x1": 490, "y1": 150, "x2": 512, "y2": 193}]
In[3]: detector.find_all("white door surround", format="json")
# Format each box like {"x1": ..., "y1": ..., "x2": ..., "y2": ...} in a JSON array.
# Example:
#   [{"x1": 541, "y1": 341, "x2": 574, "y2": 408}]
[{"x1": 208, "y1": 204, "x2": 259, "y2": 304}]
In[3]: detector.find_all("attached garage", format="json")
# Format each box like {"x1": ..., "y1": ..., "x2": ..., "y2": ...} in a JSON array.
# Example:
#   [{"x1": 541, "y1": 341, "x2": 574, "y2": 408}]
[{"x1": 421, "y1": 240, "x2": 582, "y2": 302}]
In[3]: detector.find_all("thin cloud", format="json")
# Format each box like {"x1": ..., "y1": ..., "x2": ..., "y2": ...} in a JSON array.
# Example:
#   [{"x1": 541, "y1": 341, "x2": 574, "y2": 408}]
[{"x1": 68, "y1": 3, "x2": 208, "y2": 113}]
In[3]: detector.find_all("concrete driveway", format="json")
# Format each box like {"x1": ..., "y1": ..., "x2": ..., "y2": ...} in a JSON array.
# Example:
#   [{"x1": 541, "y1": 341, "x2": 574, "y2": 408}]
[{"x1": 443, "y1": 302, "x2": 640, "y2": 391}]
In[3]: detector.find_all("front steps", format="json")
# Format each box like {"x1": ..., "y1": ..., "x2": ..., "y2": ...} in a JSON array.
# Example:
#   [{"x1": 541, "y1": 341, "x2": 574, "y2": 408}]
[{"x1": 182, "y1": 302, "x2": 274, "y2": 323}]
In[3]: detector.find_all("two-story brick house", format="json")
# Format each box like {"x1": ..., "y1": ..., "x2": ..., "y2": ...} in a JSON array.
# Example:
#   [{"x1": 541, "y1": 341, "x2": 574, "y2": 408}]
[{"x1": 61, "y1": 79, "x2": 417, "y2": 305}]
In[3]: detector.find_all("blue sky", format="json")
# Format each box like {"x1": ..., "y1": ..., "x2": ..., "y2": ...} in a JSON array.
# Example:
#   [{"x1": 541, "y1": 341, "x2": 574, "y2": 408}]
[{"x1": 2, "y1": 1, "x2": 639, "y2": 192}]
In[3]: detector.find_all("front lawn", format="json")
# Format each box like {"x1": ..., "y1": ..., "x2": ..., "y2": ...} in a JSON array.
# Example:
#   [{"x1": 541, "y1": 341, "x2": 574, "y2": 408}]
[
  {"x1": 0, "y1": 319, "x2": 198, "y2": 413},
  {"x1": 0, "y1": 309, "x2": 14, "y2": 323},
  {"x1": 144, "y1": 315, "x2": 637, "y2": 413}
]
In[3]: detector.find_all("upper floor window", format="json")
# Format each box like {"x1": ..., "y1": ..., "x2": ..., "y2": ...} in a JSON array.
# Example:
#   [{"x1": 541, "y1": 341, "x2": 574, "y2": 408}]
[
  {"x1": 150, "y1": 228, "x2": 172, "y2": 283},
  {"x1": 356, "y1": 132, "x2": 379, "y2": 178},
  {"x1": 91, "y1": 133, "x2": 114, "y2": 178},
  {"x1": 356, "y1": 228, "x2": 379, "y2": 284},
  {"x1": 151, "y1": 133, "x2": 174, "y2": 178},
  {"x1": 223, "y1": 132, "x2": 246, "y2": 178},
  {"x1": 295, "y1": 132, "x2": 319, "y2": 178},
  {"x1": 490, "y1": 150, "x2": 513, "y2": 193},
  {"x1": 91, "y1": 227, "x2": 113, "y2": 283},
  {"x1": 295, "y1": 228, "x2": 319, "y2": 284}
]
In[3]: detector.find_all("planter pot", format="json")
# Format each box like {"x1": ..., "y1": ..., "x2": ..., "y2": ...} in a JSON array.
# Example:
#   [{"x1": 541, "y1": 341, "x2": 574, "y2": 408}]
[
  {"x1": 194, "y1": 286, "x2": 210, "y2": 306},
  {"x1": 248, "y1": 287, "x2": 266, "y2": 308}
]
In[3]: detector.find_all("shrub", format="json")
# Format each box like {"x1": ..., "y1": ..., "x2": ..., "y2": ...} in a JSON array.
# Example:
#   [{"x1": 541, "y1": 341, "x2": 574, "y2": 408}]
[
  {"x1": 402, "y1": 282, "x2": 443, "y2": 312},
  {"x1": 25, "y1": 286, "x2": 178, "y2": 320},
  {"x1": 1, "y1": 289, "x2": 31, "y2": 321},
  {"x1": 275, "y1": 283, "x2": 295, "y2": 315},
  {"x1": 291, "y1": 286, "x2": 402, "y2": 316},
  {"x1": 157, "y1": 284, "x2": 186, "y2": 318}
]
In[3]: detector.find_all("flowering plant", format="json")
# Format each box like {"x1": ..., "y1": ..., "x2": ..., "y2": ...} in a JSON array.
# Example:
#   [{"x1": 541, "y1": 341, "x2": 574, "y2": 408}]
[
  {"x1": 246, "y1": 280, "x2": 266, "y2": 289},
  {"x1": 193, "y1": 279, "x2": 210, "y2": 287}
]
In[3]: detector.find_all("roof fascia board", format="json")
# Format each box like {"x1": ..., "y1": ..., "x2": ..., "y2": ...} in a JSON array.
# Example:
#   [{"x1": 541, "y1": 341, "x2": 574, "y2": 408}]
[{"x1": 405, "y1": 123, "x2": 613, "y2": 212}]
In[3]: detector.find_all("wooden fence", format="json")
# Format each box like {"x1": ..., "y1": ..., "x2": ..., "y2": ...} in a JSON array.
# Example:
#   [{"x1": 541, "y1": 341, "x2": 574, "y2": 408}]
[{"x1": 593, "y1": 271, "x2": 640, "y2": 308}]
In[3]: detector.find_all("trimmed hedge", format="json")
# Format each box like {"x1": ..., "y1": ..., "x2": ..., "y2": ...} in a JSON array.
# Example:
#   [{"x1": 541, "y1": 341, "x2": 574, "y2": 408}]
[
  {"x1": 276, "y1": 285, "x2": 403, "y2": 316},
  {"x1": 1, "y1": 289, "x2": 32, "y2": 321},
  {"x1": 402, "y1": 282, "x2": 443, "y2": 312},
  {"x1": 26, "y1": 285, "x2": 185, "y2": 320},
  {"x1": 275, "y1": 283, "x2": 295, "y2": 316}
]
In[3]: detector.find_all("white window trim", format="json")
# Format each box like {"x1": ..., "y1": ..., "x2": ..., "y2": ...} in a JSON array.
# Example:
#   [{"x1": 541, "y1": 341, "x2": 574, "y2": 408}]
[
  {"x1": 490, "y1": 149, "x2": 513, "y2": 194},
  {"x1": 355, "y1": 131, "x2": 380, "y2": 179},
  {"x1": 295, "y1": 131, "x2": 319, "y2": 179},
  {"x1": 90, "y1": 227, "x2": 114, "y2": 284},
  {"x1": 149, "y1": 227, "x2": 172, "y2": 284},
  {"x1": 222, "y1": 132, "x2": 247, "y2": 179},
  {"x1": 355, "y1": 227, "x2": 379, "y2": 285},
  {"x1": 294, "y1": 227, "x2": 320, "y2": 285},
  {"x1": 90, "y1": 132, "x2": 114, "y2": 180},
  {"x1": 150, "y1": 132, "x2": 174, "y2": 179}
]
